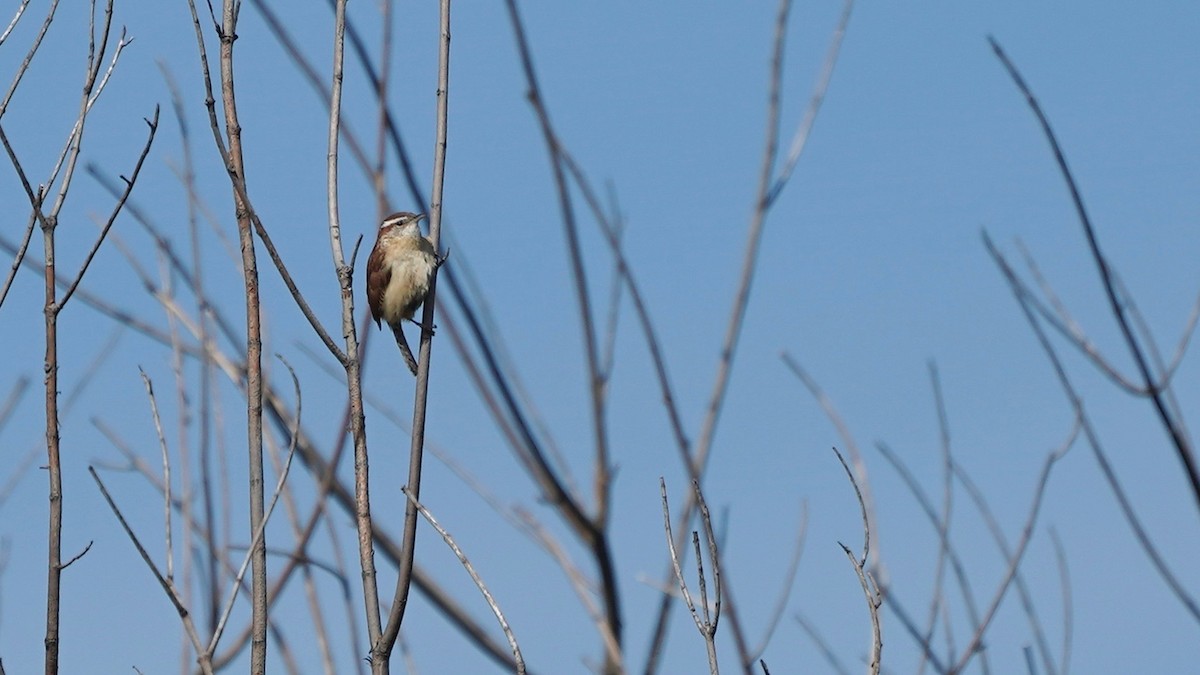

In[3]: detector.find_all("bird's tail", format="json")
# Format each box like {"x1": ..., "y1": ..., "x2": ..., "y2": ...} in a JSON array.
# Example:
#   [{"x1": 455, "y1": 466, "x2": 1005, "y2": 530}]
[{"x1": 390, "y1": 323, "x2": 419, "y2": 376}]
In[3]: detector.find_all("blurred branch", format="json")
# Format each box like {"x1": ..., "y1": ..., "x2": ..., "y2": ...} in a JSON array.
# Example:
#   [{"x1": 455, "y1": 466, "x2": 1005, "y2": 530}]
[
  {"x1": 794, "y1": 611, "x2": 851, "y2": 675},
  {"x1": 208, "y1": 356, "x2": 301, "y2": 657},
  {"x1": 954, "y1": 459, "x2": 1069, "y2": 675},
  {"x1": 764, "y1": 0, "x2": 854, "y2": 206},
  {"x1": 749, "y1": 501, "x2": 808, "y2": 663},
  {"x1": 948, "y1": 426, "x2": 1071, "y2": 674},
  {"x1": 987, "y1": 233, "x2": 1200, "y2": 624},
  {"x1": 1048, "y1": 528, "x2": 1072, "y2": 675},
  {"x1": 990, "y1": 35, "x2": 1200, "y2": 511},
  {"x1": 782, "y1": 354, "x2": 880, "y2": 566},
  {"x1": 137, "y1": 369, "x2": 175, "y2": 583},
  {"x1": 874, "y1": 442, "x2": 985, "y2": 668},
  {"x1": 0, "y1": 376, "x2": 29, "y2": 437},
  {"x1": 916, "y1": 362, "x2": 956, "y2": 675},
  {"x1": 501, "y1": 4, "x2": 624, "y2": 668}
]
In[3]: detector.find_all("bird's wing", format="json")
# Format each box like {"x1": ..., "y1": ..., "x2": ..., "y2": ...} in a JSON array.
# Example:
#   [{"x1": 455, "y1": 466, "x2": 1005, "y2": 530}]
[{"x1": 365, "y1": 243, "x2": 391, "y2": 327}]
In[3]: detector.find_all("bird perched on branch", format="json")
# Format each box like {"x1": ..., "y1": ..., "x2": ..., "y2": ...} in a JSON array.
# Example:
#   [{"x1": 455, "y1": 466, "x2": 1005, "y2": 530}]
[{"x1": 365, "y1": 211, "x2": 444, "y2": 375}]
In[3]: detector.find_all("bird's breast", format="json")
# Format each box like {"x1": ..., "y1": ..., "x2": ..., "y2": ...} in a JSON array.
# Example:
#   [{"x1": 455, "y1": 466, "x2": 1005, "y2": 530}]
[{"x1": 380, "y1": 243, "x2": 437, "y2": 323}]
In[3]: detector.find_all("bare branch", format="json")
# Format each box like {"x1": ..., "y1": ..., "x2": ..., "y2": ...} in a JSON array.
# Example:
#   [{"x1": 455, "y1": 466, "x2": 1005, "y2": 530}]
[{"x1": 402, "y1": 489, "x2": 526, "y2": 675}]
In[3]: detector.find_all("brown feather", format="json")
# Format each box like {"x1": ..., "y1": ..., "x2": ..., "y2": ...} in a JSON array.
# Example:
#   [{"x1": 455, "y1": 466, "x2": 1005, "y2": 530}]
[{"x1": 365, "y1": 235, "x2": 391, "y2": 329}]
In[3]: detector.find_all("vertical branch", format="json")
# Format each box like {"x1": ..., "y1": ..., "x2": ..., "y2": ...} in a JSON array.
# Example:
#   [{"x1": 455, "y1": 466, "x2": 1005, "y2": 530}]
[
  {"x1": 212, "y1": 0, "x2": 268, "y2": 670},
  {"x1": 323, "y1": 0, "x2": 384, "y2": 663},
  {"x1": 40, "y1": 181, "x2": 61, "y2": 675},
  {"x1": 38, "y1": 2, "x2": 118, "y2": 671},
  {"x1": 380, "y1": 0, "x2": 452, "y2": 659}
]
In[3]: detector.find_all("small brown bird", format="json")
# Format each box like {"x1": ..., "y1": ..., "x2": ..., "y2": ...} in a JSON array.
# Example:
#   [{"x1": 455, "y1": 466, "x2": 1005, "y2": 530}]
[{"x1": 365, "y1": 211, "x2": 440, "y2": 375}]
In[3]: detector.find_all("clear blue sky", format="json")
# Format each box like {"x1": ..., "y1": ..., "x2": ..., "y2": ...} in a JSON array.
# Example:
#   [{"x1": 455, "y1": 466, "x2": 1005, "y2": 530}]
[{"x1": 1, "y1": 1, "x2": 1197, "y2": 673}]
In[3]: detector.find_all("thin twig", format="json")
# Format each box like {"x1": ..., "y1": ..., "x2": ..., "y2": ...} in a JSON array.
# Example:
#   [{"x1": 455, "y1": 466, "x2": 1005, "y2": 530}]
[
  {"x1": 1048, "y1": 528, "x2": 1072, "y2": 675},
  {"x1": 59, "y1": 106, "x2": 159, "y2": 311},
  {"x1": 402, "y1": 489, "x2": 526, "y2": 675},
  {"x1": 89, "y1": 467, "x2": 214, "y2": 675},
  {"x1": 139, "y1": 369, "x2": 175, "y2": 582},
  {"x1": 831, "y1": 447, "x2": 882, "y2": 675}
]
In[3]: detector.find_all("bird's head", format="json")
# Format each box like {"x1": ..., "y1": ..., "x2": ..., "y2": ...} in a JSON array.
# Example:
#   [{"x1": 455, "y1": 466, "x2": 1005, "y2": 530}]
[{"x1": 379, "y1": 211, "x2": 425, "y2": 238}]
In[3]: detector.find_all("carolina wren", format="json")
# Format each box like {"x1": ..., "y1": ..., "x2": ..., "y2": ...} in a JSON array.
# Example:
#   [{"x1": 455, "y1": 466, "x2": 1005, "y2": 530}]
[{"x1": 365, "y1": 211, "x2": 440, "y2": 375}]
